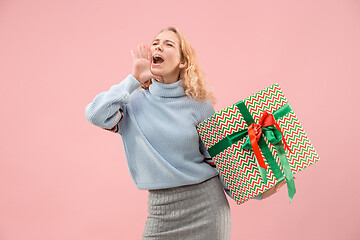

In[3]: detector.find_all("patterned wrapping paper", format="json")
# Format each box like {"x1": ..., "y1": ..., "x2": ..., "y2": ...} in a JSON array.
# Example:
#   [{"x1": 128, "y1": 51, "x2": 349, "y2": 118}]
[{"x1": 197, "y1": 84, "x2": 319, "y2": 205}]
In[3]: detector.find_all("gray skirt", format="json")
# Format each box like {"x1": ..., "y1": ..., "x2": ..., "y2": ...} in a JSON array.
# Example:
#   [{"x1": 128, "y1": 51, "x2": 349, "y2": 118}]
[{"x1": 142, "y1": 176, "x2": 231, "y2": 240}]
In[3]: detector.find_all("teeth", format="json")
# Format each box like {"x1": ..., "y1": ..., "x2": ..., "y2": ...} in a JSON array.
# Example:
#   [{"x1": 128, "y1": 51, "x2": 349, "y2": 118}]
[{"x1": 153, "y1": 54, "x2": 163, "y2": 60}]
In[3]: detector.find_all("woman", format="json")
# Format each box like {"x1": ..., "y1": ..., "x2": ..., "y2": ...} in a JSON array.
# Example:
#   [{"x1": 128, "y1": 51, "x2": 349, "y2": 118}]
[{"x1": 85, "y1": 26, "x2": 285, "y2": 240}]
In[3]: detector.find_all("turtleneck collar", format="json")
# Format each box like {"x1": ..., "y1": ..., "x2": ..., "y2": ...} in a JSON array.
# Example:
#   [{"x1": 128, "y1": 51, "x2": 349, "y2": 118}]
[{"x1": 149, "y1": 78, "x2": 186, "y2": 98}]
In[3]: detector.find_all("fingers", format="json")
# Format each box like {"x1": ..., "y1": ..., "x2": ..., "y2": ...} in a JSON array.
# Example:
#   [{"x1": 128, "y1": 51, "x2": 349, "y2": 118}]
[
  {"x1": 144, "y1": 44, "x2": 149, "y2": 58},
  {"x1": 130, "y1": 49, "x2": 137, "y2": 61},
  {"x1": 132, "y1": 43, "x2": 152, "y2": 61},
  {"x1": 141, "y1": 43, "x2": 148, "y2": 59},
  {"x1": 139, "y1": 44, "x2": 145, "y2": 58},
  {"x1": 137, "y1": 44, "x2": 142, "y2": 59},
  {"x1": 275, "y1": 180, "x2": 287, "y2": 192},
  {"x1": 147, "y1": 44, "x2": 152, "y2": 61},
  {"x1": 133, "y1": 43, "x2": 150, "y2": 59}
]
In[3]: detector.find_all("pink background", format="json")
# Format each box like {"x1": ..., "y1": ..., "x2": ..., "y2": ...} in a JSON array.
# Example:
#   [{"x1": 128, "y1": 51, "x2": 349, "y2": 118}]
[{"x1": 1, "y1": 0, "x2": 359, "y2": 239}]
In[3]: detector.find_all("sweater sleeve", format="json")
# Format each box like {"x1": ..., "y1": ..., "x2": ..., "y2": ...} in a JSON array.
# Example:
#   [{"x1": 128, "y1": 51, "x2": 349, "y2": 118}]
[
  {"x1": 197, "y1": 99, "x2": 215, "y2": 159},
  {"x1": 85, "y1": 74, "x2": 141, "y2": 133}
]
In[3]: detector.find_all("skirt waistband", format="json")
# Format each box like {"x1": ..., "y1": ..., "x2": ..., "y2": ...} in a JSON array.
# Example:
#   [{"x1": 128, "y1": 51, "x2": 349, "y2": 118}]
[{"x1": 148, "y1": 176, "x2": 219, "y2": 195}]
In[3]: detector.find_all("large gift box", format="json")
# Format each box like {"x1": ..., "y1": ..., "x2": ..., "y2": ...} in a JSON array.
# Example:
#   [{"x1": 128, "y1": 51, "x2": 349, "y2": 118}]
[{"x1": 197, "y1": 84, "x2": 319, "y2": 205}]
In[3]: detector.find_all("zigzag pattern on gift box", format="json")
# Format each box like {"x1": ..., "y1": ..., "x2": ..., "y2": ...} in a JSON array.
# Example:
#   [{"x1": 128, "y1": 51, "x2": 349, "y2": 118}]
[
  {"x1": 246, "y1": 84, "x2": 287, "y2": 122},
  {"x1": 196, "y1": 83, "x2": 319, "y2": 205},
  {"x1": 197, "y1": 104, "x2": 247, "y2": 149},
  {"x1": 237, "y1": 149, "x2": 278, "y2": 204},
  {"x1": 197, "y1": 116, "x2": 223, "y2": 149},
  {"x1": 278, "y1": 112, "x2": 320, "y2": 172},
  {"x1": 213, "y1": 139, "x2": 278, "y2": 204},
  {"x1": 215, "y1": 105, "x2": 247, "y2": 137},
  {"x1": 213, "y1": 140, "x2": 245, "y2": 202}
]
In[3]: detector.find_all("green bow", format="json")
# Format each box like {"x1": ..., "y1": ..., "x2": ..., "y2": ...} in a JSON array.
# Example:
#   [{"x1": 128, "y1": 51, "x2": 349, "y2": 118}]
[{"x1": 242, "y1": 125, "x2": 283, "y2": 150}]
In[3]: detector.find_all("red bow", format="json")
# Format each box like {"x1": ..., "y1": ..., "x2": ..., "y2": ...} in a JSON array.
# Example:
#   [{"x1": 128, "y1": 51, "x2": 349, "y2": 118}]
[{"x1": 248, "y1": 111, "x2": 292, "y2": 169}]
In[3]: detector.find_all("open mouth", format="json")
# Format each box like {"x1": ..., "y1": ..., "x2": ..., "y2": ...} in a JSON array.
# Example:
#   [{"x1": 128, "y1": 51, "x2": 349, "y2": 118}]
[{"x1": 152, "y1": 55, "x2": 164, "y2": 66}]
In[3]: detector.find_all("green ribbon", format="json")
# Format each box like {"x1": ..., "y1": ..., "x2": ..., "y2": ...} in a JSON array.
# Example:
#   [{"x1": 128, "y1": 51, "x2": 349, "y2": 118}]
[{"x1": 207, "y1": 102, "x2": 296, "y2": 202}]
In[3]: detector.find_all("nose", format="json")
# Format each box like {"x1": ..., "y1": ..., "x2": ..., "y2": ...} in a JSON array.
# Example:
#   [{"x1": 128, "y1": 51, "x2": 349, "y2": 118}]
[{"x1": 155, "y1": 44, "x2": 162, "y2": 51}]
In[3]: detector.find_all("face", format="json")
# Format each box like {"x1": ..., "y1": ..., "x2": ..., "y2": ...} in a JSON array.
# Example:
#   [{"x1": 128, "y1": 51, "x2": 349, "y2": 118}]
[{"x1": 150, "y1": 30, "x2": 186, "y2": 80}]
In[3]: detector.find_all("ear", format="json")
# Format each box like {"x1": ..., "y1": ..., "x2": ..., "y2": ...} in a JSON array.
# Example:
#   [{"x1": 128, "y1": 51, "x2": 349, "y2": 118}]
[{"x1": 179, "y1": 59, "x2": 186, "y2": 69}]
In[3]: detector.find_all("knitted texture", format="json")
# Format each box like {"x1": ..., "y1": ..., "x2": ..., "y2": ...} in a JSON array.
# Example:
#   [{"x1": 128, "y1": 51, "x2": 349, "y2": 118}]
[{"x1": 85, "y1": 74, "x2": 219, "y2": 190}]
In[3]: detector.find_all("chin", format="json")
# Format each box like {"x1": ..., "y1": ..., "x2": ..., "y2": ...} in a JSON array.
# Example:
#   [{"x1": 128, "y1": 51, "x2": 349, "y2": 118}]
[{"x1": 151, "y1": 68, "x2": 164, "y2": 76}]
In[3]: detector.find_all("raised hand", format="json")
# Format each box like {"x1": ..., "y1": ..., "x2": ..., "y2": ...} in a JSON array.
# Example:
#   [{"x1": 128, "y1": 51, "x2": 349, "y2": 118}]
[{"x1": 130, "y1": 43, "x2": 163, "y2": 84}]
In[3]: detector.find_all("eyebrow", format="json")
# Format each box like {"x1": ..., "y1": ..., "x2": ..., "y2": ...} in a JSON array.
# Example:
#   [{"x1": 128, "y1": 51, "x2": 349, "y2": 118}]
[{"x1": 152, "y1": 39, "x2": 176, "y2": 45}]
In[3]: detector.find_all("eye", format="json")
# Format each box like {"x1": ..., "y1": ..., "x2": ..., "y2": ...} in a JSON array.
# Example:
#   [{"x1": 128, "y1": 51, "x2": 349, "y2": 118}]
[{"x1": 167, "y1": 44, "x2": 173, "y2": 47}]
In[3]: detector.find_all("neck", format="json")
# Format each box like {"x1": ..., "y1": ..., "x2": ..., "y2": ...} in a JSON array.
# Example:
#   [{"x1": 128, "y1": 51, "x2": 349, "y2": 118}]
[{"x1": 157, "y1": 71, "x2": 180, "y2": 84}]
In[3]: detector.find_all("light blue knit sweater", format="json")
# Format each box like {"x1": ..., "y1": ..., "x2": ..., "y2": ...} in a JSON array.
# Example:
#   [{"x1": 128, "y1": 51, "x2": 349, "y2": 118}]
[{"x1": 85, "y1": 74, "x2": 261, "y2": 199}]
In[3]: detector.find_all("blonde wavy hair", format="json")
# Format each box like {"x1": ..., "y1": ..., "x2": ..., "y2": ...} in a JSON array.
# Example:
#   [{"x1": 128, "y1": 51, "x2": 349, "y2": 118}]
[{"x1": 140, "y1": 26, "x2": 216, "y2": 104}]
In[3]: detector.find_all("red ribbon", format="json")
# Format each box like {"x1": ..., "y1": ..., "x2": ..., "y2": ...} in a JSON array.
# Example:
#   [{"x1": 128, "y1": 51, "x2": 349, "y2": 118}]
[{"x1": 248, "y1": 111, "x2": 292, "y2": 169}]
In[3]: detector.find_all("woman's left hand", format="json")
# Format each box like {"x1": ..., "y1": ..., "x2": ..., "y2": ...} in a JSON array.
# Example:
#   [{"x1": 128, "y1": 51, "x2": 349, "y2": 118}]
[{"x1": 260, "y1": 176, "x2": 296, "y2": 200}]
